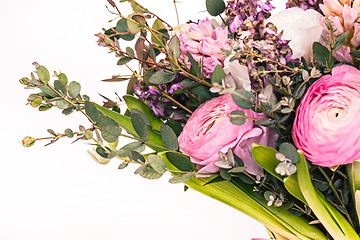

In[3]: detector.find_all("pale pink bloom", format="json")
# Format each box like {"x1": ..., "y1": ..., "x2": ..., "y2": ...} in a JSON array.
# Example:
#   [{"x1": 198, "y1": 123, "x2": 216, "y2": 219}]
[
  {"x1": 293, "y1": 65, "x2": 360, "y2": 167},
  {"x1": 343, "y1": 5, "x2": 358, "y2": 31},
  {"x1": 178, "y1": 94, "x2": 277, "y2": 175},
  {"x1": 351, "y1": 23, "x2": 360, "y2": 47},
  {"x1": 198, "y1": 18, "x2": 213, "y2": 37},
  {"x1": 176, "y1": 18, "x2": 234, "y2": 78}
]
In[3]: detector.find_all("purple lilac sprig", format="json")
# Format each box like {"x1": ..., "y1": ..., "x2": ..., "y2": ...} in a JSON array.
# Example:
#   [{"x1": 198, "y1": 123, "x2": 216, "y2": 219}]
[
  {"x1": 286, "y1": 0, "x2": 323, "y2": 13},
  {"x1": 133, "y1": 74, "x2": 189, "y2": 122},
  {"x1": 226, "y1": 0, "x2": 274, "y2": 35},
  {"x1": 225, "y1": 0, "x2": 300, "y2": 90}
]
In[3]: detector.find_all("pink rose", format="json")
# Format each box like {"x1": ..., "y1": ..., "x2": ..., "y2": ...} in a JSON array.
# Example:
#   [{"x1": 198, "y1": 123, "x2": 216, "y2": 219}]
[
  {"x1": 178, "y1": 94, "x2": 277, "y2": 175},
  {"x1": 293, "y1": 65, "x2": 360, "y2": 167}
]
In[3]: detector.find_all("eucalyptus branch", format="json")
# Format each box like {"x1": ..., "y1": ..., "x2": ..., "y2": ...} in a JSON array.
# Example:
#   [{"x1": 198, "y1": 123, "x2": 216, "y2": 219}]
[{"x1": 153, "y1": 86, "x2": 193, "y2": 114}]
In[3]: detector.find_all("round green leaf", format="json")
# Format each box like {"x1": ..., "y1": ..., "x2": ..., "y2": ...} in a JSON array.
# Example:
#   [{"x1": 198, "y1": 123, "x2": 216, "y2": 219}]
[
  {"x1": 68, "y1": 81, "x2": 81, "y2": 98},
  {"x1": 148, "y1": 155, "x2": 166, "y2": 174},
  {"x1": 31, "y1": 97, "x2": 42, "y2": 107},
  {"x1": 54, "y1": 80, "x2": 67, "y2": 96},
  {"x1": 169, "y1": 172, "x2": 195, "y2": 184},
  {"x1": 148, "y1": 69, "x2": 176, "y2": 84},
  {"x1": 160, "y1": 124, "x2": 179, "y2": 151},
  {"x1": 230, "y1": 110, "x2": 246, "y2": 125},
  {"x1": 36, "y1": 65, "x2": 50, "y2": 84},
  {"x1": 131, "y1": 112, "x2": 149, "y2": 141},
  {"x1": 65, "y1": 128, "x2": 74, "y2": 138},
  {"x1": 166, "y1": 152, "x2": 194, "y2": 172},
  {"x1": 232, "y1": 90, "x2": 254, "y2": 109},
  {"x1": 115, "y1": 18, "x2": 135, "y2": 41},
  {"x1": 101, "y1": 125, "x2": 122, "y2": 143},
  {"x1": 137, "y1": 164, "x2": 163, "y2": 180},
  {"x1": 279, "y1": 142, "x2": 299, "y2": 163},
  {"x1": 206, "y1": 0, "x2": 226, "y2": 16},
  {"x1": 56, "y1": 99, "x2": 70, "y2": 109},
  {"x1": 58, "y1": 73, "x2": 68, "y2": 85},
  {"x1": 84, "y1": 101, "x2": 100, "y2": 124}
]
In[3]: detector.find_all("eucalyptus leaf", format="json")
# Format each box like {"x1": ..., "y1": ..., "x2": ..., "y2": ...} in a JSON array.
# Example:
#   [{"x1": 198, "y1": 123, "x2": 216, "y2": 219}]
[
  {"x1": 169, "y1": 172, "x2": 195, "y2": 184},
  {"x1": 232, "y1": 90, "x2": 253, "y2": 109},
  {"x1": 148, "y1": 69, "x2": 176, "y2": 84},
  {"x1": 148, "y1": 154, "x2": 166, "y2": 174},
  {"x1": 206, "y1": 0, "x2": 226, "y2": 16},
  {"x1": 160, "y1": 124, "x2": 179, "y2": 151},
  {"x1": 333, "y1": 32, "x2": 349, "y2": 51},
  {"x1": 117, "y1": 57, "x2": 132, "y2": 65},
  {"x1": 131, "y1": 112, "x2": 149, "y2": 141},
  {"x1": 186, "y1": 51, "x2": 200, "y2": 77},
  {"x1": 68, "y1": 81, "x2": 81, "y2": 99},
  {"x1": 130, "y1": 109, "x2": 151, "y2": 125},
  {"x1": 101, "y1": 125, "x2": 122, "y2": 143},
  {"x1": 35, "y1": 65, "x2": 50, "y2": 84},
  {"x1": 84, "y1": 101, "x2": 100, "y2": 124},
  {"x1": 166, "y1": 152, "x2": 194, "y2": 172},
  {"x1": 118, "y1": 161, "x2": 129, "y2": 169},
  {"x1": 211, "y1": 65, "x2": 226, "y2": 84},
  {"x1": 115, "y1": 18, "x2": 135, "y2": 41},
  {"x1": 56, "y1": 100, "x2": 70, "y2": 109},
  {"x1": 136, "y1": 164, "x2": 163, "y2": 179},
  {"x1": 165, "y1": 120, "x2": 182, "y2": 137},
  {"x1": 168, "y1": 35, "x2": 180, "y2": 59},
  {"x1": 279, "y1": 142, "x2": 299, "y2": 163},
  {"x1": 313, "y1": 42, "x2": 333, "y2": 67},
  {"x1": 54, "y1": 80, "x2": 67, "y2": 95},
  {"x1": 230, "y1": 110, "x2": 246, "y2": 125},
  {"x1": 58, "y1": 73, "x2": 68, "y2": 85},
  {"x1": 65, "y1": 129, "x2": 74, "y2": 138}
]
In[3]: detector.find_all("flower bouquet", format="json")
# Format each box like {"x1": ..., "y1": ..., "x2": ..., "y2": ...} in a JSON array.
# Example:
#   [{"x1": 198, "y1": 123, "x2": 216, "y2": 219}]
[{"x1": 20, "y1": 0, "x2": 360, "y2": 239}]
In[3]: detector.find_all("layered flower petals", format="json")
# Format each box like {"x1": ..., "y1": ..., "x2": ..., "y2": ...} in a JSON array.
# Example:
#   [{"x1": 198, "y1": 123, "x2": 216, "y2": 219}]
[
  {"x1": 178, "y1": 94, "x2": 277, "y2": 175},
  {"x1": 293, "y1": 65, "x2": 360, "y2": 167}
]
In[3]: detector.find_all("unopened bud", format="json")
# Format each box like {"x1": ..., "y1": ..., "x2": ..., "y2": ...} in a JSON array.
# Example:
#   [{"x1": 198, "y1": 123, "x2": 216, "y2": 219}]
[{"x1": 22, "y1": 136, "x2": 36, "y2": 147}]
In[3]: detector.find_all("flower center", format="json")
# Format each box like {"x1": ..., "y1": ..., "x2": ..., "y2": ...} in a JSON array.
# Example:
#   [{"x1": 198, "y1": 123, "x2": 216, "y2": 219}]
[{"x1": 328, "y1": 107, "x2": 345, "y2": 120}]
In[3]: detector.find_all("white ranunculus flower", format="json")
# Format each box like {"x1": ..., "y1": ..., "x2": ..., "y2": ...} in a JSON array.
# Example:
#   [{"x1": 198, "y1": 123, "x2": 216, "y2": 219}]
[{"x1": 267, "y1": 7, "x2": 324, "y2": 62}]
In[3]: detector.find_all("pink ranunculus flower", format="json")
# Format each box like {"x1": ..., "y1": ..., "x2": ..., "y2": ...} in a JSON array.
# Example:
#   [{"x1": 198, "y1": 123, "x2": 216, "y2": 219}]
[
  {"x1": 293, "y1": 65, "x2": 360, "y2": 167},
  {"x1": 178, "y1": 94, "x2": 277, "y2": 175}
]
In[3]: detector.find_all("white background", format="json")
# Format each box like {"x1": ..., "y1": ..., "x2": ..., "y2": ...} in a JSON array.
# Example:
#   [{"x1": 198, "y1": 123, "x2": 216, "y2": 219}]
[{"x1": 1, "y1": 0, "x2": 284, "y2": 239}]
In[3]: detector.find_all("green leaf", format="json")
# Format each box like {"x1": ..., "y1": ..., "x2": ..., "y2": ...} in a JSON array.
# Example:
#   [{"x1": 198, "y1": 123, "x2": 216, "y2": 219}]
[
  {"x1": 56, "y1": 100, "x2": 70, "y2": 109},
  {"x1": 58, "y1": 73, "x2": 68, "y2": 85},
  {"x1": 126, "y1": 150, "x2": 145, "y2": 163},
  {"x1": 115, "y1": 18, "x2": 135, "y2": 41},
  {"x1": 169, "y1": 172, "x2": 195, "y2": 184},
  {"x1": 35, "y1": 65, "x2": 50, "y2": 84},
  {"x1": 230, "y1": 110, "x2": 246, "y2": 125},
  {"x1": 119, "y1": 141, "x2": 146, "y2": 154},
  {"x1": 160, "y1": 124, "x2": 179, "y2": 151},
  {"x1": 123, "y1": 95, "x2": 163, "y2": 130},
  {"x1": 211, "y1": 65, "x2": 226, "y2": 84},
  {"x1": 96, "y1": 115, "x2": 119, "y2": 129},
  {"x1": 148, "y1": 154, "x2": 166, "y2": 174},
  {"x1": 219, "y1": 168, "x2": 231, "y2": 180},
  {"x1": 96, "y1": 146, "x2": 108, "y2": 158},
  {"x1": 297, "y1": 151, "x2": 359, "y2": 240},
  {"x1": 186, "y1": 51, "x2": 200, "y2": 77},
  {"x1": 130, "y1": 109, "x2": 151, "y2": 125},
  {"x1": 148, "y1": 69, "x2": 176, "y2": 84},
  {"x1": 68, "y1": 81, "x2": 81, "y2": 98},
  {"x1": 54, "y1": 80, "x2": 67, "y2": 95},
  {"x1": 39, "y1": 86, "x2": 58, "y2": 98},
  {"x1": 252, "y1": 144, "x2": 284, "y2": 181},
  {"x1": 232, "y1": 90, "x2": 253, "y2": 109},
  {"x1": 137, "y1": 164, "x2": 163, "y2": 179},
  {"x1": 350, "y1": 50, "x2": 360, "y2": 59},
  {"x1": 101, "y1": 125, "x2": 122, "y2": 143},
  {"x1": 126, "y1": 47, "x2": 135, "y2": 58},
  {"x1": 118, "y1": 161, "x2": 129, "y2": 169},
  {"x1": 168, "y1": 35, "x2": 180, "y2": 59},
  {"x1": 165, "y1": 120, "x2": 182, "y2": 137},
  {"x1": 206, "y1": 0, "x2": 226, "y2": 16},
  {"x1": 333, "y1": 32, "x2": 349, "y2": 51},
  {"x1": 117, "y1": 57, "x2": 132, "y2": 65},
  {"x1": 131, "y1": 112, "x2": 149, "y2": 141},
  {"x1": 94, "y1": 103, "x2": 166, "y2": 152},
  {"x1": 165, "y1": 152, "x2": 194, "y2": 172},
  {"x1": 126, "y1": 14, "x2": 141, "y2": 34},
  {"x1": 84, "y1": 101, "x2": 99, "y2": 124},
  {"x1": 279, "y1": 142, "x2": 299, "y2": 163},
  {"x1": 65, "y1": 129, "x2": 74, "y2": 138},
  {"x1": 313, "y1": 42, "x2": 333, "y2": 67},
  {"x1": 151, "y1": 18, "x2": 168, "y2": 46},
  {"x1": 31, "y1": 97, "x2": 42, "y2": 107}
]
